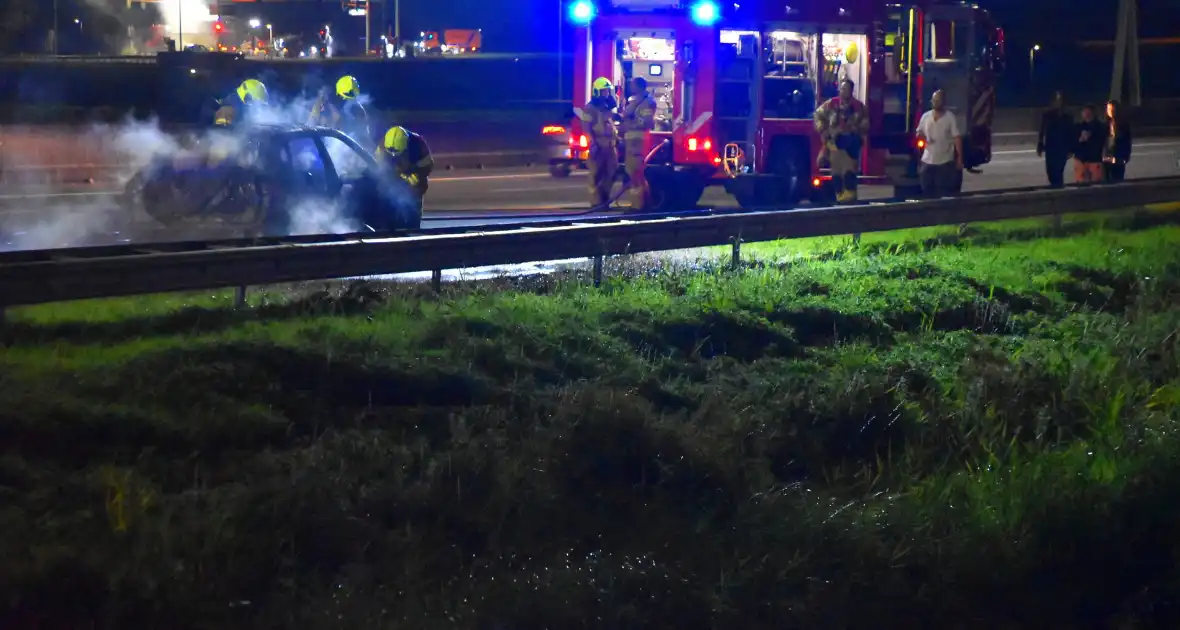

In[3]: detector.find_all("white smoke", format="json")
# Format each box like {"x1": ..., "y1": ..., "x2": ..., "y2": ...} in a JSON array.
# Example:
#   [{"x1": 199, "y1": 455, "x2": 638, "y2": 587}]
[
  {"x1": 286, "y1": 199, "x2": 362, "y2": 236},
  {"x1": 0, "y1": 90, "x2": 404, "y2": 252},
  {"x1": 0, "y1": 197, "x2": 122, "y2": 253}
]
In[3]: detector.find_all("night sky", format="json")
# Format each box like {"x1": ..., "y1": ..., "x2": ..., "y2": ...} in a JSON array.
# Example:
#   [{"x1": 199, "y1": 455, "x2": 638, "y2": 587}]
[
  {"x1": 12, "y1": 0, "x2": 1180, "y2": 101},
  {"x1": 37, "y1": 0, "x2": 1173, "y2": 54}
]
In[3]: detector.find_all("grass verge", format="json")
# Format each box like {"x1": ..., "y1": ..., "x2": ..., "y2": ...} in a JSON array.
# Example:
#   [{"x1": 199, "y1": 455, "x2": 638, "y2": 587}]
[{"x1": 3, "y1": 210, "x2": 1180, "y2": 627}]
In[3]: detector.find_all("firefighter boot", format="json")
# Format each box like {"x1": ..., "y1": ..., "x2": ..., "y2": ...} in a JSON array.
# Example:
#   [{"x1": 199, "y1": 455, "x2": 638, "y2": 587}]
[
  {"x1": 624, "y1": 147, "x2": 648, "y2": 211},
  {"x1": 843, "y1": 171, "x2": 859, "y2": 202},
  {"x1": 832, "y1": 174, "x2": 848, "y2": 204},
  {"x1": 831, "y1": 148, "x2": 856, "y2": 203}
]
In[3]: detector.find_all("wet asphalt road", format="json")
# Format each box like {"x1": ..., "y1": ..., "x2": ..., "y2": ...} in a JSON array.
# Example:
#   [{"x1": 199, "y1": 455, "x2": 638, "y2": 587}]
[{"x1": 0, "y1": 140, "x2": 1177, "y2": 240}]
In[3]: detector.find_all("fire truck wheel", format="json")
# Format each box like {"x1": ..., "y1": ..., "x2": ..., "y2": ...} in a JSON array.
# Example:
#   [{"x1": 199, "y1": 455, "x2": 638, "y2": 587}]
[
  {"x1": 765, "y1": 137, "x2": 810, "y2": 205},
  {"x1": 548, "y1": 163, "x2": 572, "y2": 178}
]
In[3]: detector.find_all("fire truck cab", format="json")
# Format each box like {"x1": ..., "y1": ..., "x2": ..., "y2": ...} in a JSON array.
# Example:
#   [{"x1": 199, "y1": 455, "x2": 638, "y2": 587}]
[{"x1": 553, "y1": 0, "x2": 1005, "y2": 209}]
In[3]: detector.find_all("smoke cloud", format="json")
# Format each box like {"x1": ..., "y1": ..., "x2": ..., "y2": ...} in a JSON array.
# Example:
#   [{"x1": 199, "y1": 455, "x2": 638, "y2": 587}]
[{"x1": 0, "y1": 89, "x2": 406, "y2": 253}]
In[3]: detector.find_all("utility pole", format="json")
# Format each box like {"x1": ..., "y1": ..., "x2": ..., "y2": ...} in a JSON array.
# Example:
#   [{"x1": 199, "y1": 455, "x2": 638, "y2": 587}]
[
  {"x1": 365, "y1": 0, "x2": 371, "y2": 54},
  {"x1": 52, "y1": 0, "x2": 58, "y2": 54},
  {"x1": 395, "y1": 0, "x2": 401, "y2": 46},
  {"x1": 557, "y1": 1, "x2": 562, "y2": 99},
  {"x1": 1110, "y1": 0, "x2": 1141, "y2": 106},
  {"x1": 178, "y1": 0, "x2": 184, "y2": 50}
]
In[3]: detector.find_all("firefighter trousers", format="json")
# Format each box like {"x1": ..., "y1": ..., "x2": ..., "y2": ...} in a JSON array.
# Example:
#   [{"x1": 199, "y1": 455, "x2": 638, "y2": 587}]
[
  {"x1": 828, "y1": 142, "x2": 859, "y2": 201},
  {"x1": 588, "y1": 143, "x2": 617, "y2": 207},
  {"x1": 624, "y1": 138, "x2": 648, "y2": 210}
]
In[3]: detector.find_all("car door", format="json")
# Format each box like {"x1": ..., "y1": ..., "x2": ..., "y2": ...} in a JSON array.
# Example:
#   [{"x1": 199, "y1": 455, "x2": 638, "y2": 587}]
[
  {"x1": 319, "y1": 130, "x2": 419, "y2": 230},
  {"x1": 282, "y1": 133, "x2": 342, "y2": 198},
  {"x1": 273, "y1": 132, "x2": 352, "y2": 234}
]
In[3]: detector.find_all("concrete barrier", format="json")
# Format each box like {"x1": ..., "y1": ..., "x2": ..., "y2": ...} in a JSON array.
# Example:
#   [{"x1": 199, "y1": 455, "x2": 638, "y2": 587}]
[{"x1": 2, "y1": 100, "x2": 1178, "y2": 187}]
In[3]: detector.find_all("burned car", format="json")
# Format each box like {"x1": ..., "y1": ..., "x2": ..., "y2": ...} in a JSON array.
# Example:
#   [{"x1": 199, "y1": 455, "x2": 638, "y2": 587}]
[{"x1": 123, "y1": 125, "x2": 421, "y2": 238}]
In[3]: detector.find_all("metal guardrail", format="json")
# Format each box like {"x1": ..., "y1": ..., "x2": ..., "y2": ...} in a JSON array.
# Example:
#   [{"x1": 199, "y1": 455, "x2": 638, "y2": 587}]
[{"x1": 1, "y1": 177, "x2": 1179, "y2": 309}]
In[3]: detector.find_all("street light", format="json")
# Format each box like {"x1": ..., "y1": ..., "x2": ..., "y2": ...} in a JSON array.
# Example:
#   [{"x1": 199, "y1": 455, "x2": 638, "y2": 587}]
[
  {"x1": 248, "y1": 18, "x2": 261, "y2": 29},
  {"x1": 1029, "y1": 44, "x2": 1040, "y2": 86}
]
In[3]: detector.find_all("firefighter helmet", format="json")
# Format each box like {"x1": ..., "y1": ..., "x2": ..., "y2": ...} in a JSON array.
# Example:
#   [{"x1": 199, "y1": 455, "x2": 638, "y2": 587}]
[
  {"x1": 592, "y1": 77, "x2": 614, "y2": 99},
  {"x1": 384, "y1": 126, "x2": 410, "y2": 153},
  {"x1": 236, "y1": 78, "x2": 269, "y2": 104},
  {"x1": 844, "y1": 41, "x2": 859, "y2": 64},
  {"x1": 336, "y1": 75, "x2": 360, "y2": 99}
]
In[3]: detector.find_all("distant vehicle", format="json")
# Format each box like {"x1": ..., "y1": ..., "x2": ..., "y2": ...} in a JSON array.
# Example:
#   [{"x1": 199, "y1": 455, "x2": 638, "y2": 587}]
[
  {"x1": 123, "y1": 125, "x2": 422, "y2": 238},
  {"x1": 417, "y1": 31, "x2": 441, "y2": 53},
  {"x1": 442, "y1": 29, "x2": 481, "y2": 53},
  {"x1": 417, "y1": 29, "x2": 482, "y2": 54}
]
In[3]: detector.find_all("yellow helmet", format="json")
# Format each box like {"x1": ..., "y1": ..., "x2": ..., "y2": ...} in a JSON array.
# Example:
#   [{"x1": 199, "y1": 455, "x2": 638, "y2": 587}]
[
  {"x1": 383, "y1": 126, "x2": 409, "y2": 153},
  {"x1": 336, "y1": 75, "x2": 360, "y2": 99},
  {"x1": 236, "y1": 78, "x2": 269, "y2": 104},
  {"x1": 591, "y1": 76, "x2": 614, "y2": 98}
]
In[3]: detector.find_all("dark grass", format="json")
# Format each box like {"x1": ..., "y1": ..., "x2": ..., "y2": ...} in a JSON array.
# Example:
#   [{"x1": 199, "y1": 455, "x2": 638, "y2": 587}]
[{"x1": 3, "y1": 211, "x2": 1180, "y2": 628}]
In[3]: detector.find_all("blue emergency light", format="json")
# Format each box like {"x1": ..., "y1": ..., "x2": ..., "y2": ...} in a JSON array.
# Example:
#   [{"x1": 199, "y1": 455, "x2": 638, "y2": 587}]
[
  {"x1": 569, "y1": 0, "x2": 595, "y2": 25},
  {"x1": 690, "y1": 0, "x2": 720, "y2": 25}
]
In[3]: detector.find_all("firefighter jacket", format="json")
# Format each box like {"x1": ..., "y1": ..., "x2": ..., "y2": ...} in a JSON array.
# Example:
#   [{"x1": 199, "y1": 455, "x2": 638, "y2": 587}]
[
  {"x1": 814, "y1": 96, "x2": 869, "y2": 141},
  {"x1": 311, "y1": 95, "x2": 368, "y2": 129},
  {"x1": 621, "y1": 91, "x2": 657, "y2": 142},
  {"x1": 579, "y1": 99, "x2": 619, "y2": 150},
  {"x1": 209, "y1": 91, "x2": 245, "y2": 127},
  {"x1": 312, "y1": 96, "x2": 370, "y2": 146},
  {"x1": 379, "y1": 130, "x2": 434, "y2": 196}
]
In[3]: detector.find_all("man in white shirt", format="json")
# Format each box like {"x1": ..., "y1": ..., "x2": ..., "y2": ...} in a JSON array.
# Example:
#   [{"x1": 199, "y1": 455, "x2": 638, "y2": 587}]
[{"x1": 915, "y1": 90, "x2": 964, "y2": 197}]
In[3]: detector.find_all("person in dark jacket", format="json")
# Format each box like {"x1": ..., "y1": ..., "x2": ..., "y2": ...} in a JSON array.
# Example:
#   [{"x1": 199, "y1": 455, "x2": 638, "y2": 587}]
[
  {"x1": 1103, "y1": 99, "x2": 1132, "y2": 183},
  {"x1": 1036, "y1": 91, "x2": 1074, "y2": 188},
  {"x1": 1072, "y1": 104, "x2": 1106, "y2": 184}
]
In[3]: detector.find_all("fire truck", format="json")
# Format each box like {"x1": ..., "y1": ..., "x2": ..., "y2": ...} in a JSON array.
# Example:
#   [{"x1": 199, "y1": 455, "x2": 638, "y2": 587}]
[{"x1": 545, "y1": 0, "x2": 1007, "y2": 209}]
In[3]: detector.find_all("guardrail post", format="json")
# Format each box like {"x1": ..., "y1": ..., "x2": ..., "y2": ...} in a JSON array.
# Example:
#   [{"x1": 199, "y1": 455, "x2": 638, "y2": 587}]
[
  {"x1": 852, "y1": 232, "x2": 862, "y2": 245},
  {"x1": 234, "y1": 286, "x2": 248, "y2": 308},
  {"x1": 431, "y1": 269, "x2": 442, "y2": 293},
  {"x1": 1052, "y1": 213, "x2": 1063, "y2": 231},
  {"x1": 730, "y1": 234, "x2": 742, "y2": 270},
  {"x1": 592, "y1": 254, "x2": 604, "y2": 287}
]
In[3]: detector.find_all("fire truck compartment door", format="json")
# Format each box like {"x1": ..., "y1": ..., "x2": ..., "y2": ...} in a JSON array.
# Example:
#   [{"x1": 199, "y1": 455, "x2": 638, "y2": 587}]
[{"x1": 921, "y1": 12, "x2": 974, "y2": 138}]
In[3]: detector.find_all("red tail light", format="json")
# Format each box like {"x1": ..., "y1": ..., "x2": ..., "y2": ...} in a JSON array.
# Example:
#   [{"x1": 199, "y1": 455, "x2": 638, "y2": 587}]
[
  {"x1": 916, "y1": 137, "x2": 926, "y2": 150},
  {"x1": 542, "y1": 125, "x2": 566, "y2": 135},
  {"x1": 812, "y1": 177, "x2": 822, "y2": 188},
  {"x1": 686, "y1": 137, "x2": 712, "y2": 152}
]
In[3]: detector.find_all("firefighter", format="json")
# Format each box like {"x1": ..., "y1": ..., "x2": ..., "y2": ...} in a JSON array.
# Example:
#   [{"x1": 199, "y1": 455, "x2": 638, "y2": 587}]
[
  {"x1": 309, "y1": 75, "x2": 371, "y2": 147},
  {"x1": 620, "y1": 76, "x2": 657, "y2": 210},
  {"x1": 212, "y1": 78, "x2": 271, "y2": 127},
  {"x1": 378, "y1": 125, "x2": 434, "y2": 201},
  {"x1": 579, "y1": 77, "x2": 619, "y2": 207},
  {"x1": 814, "y1": 78, "x2": 869, "y2": 202}
]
